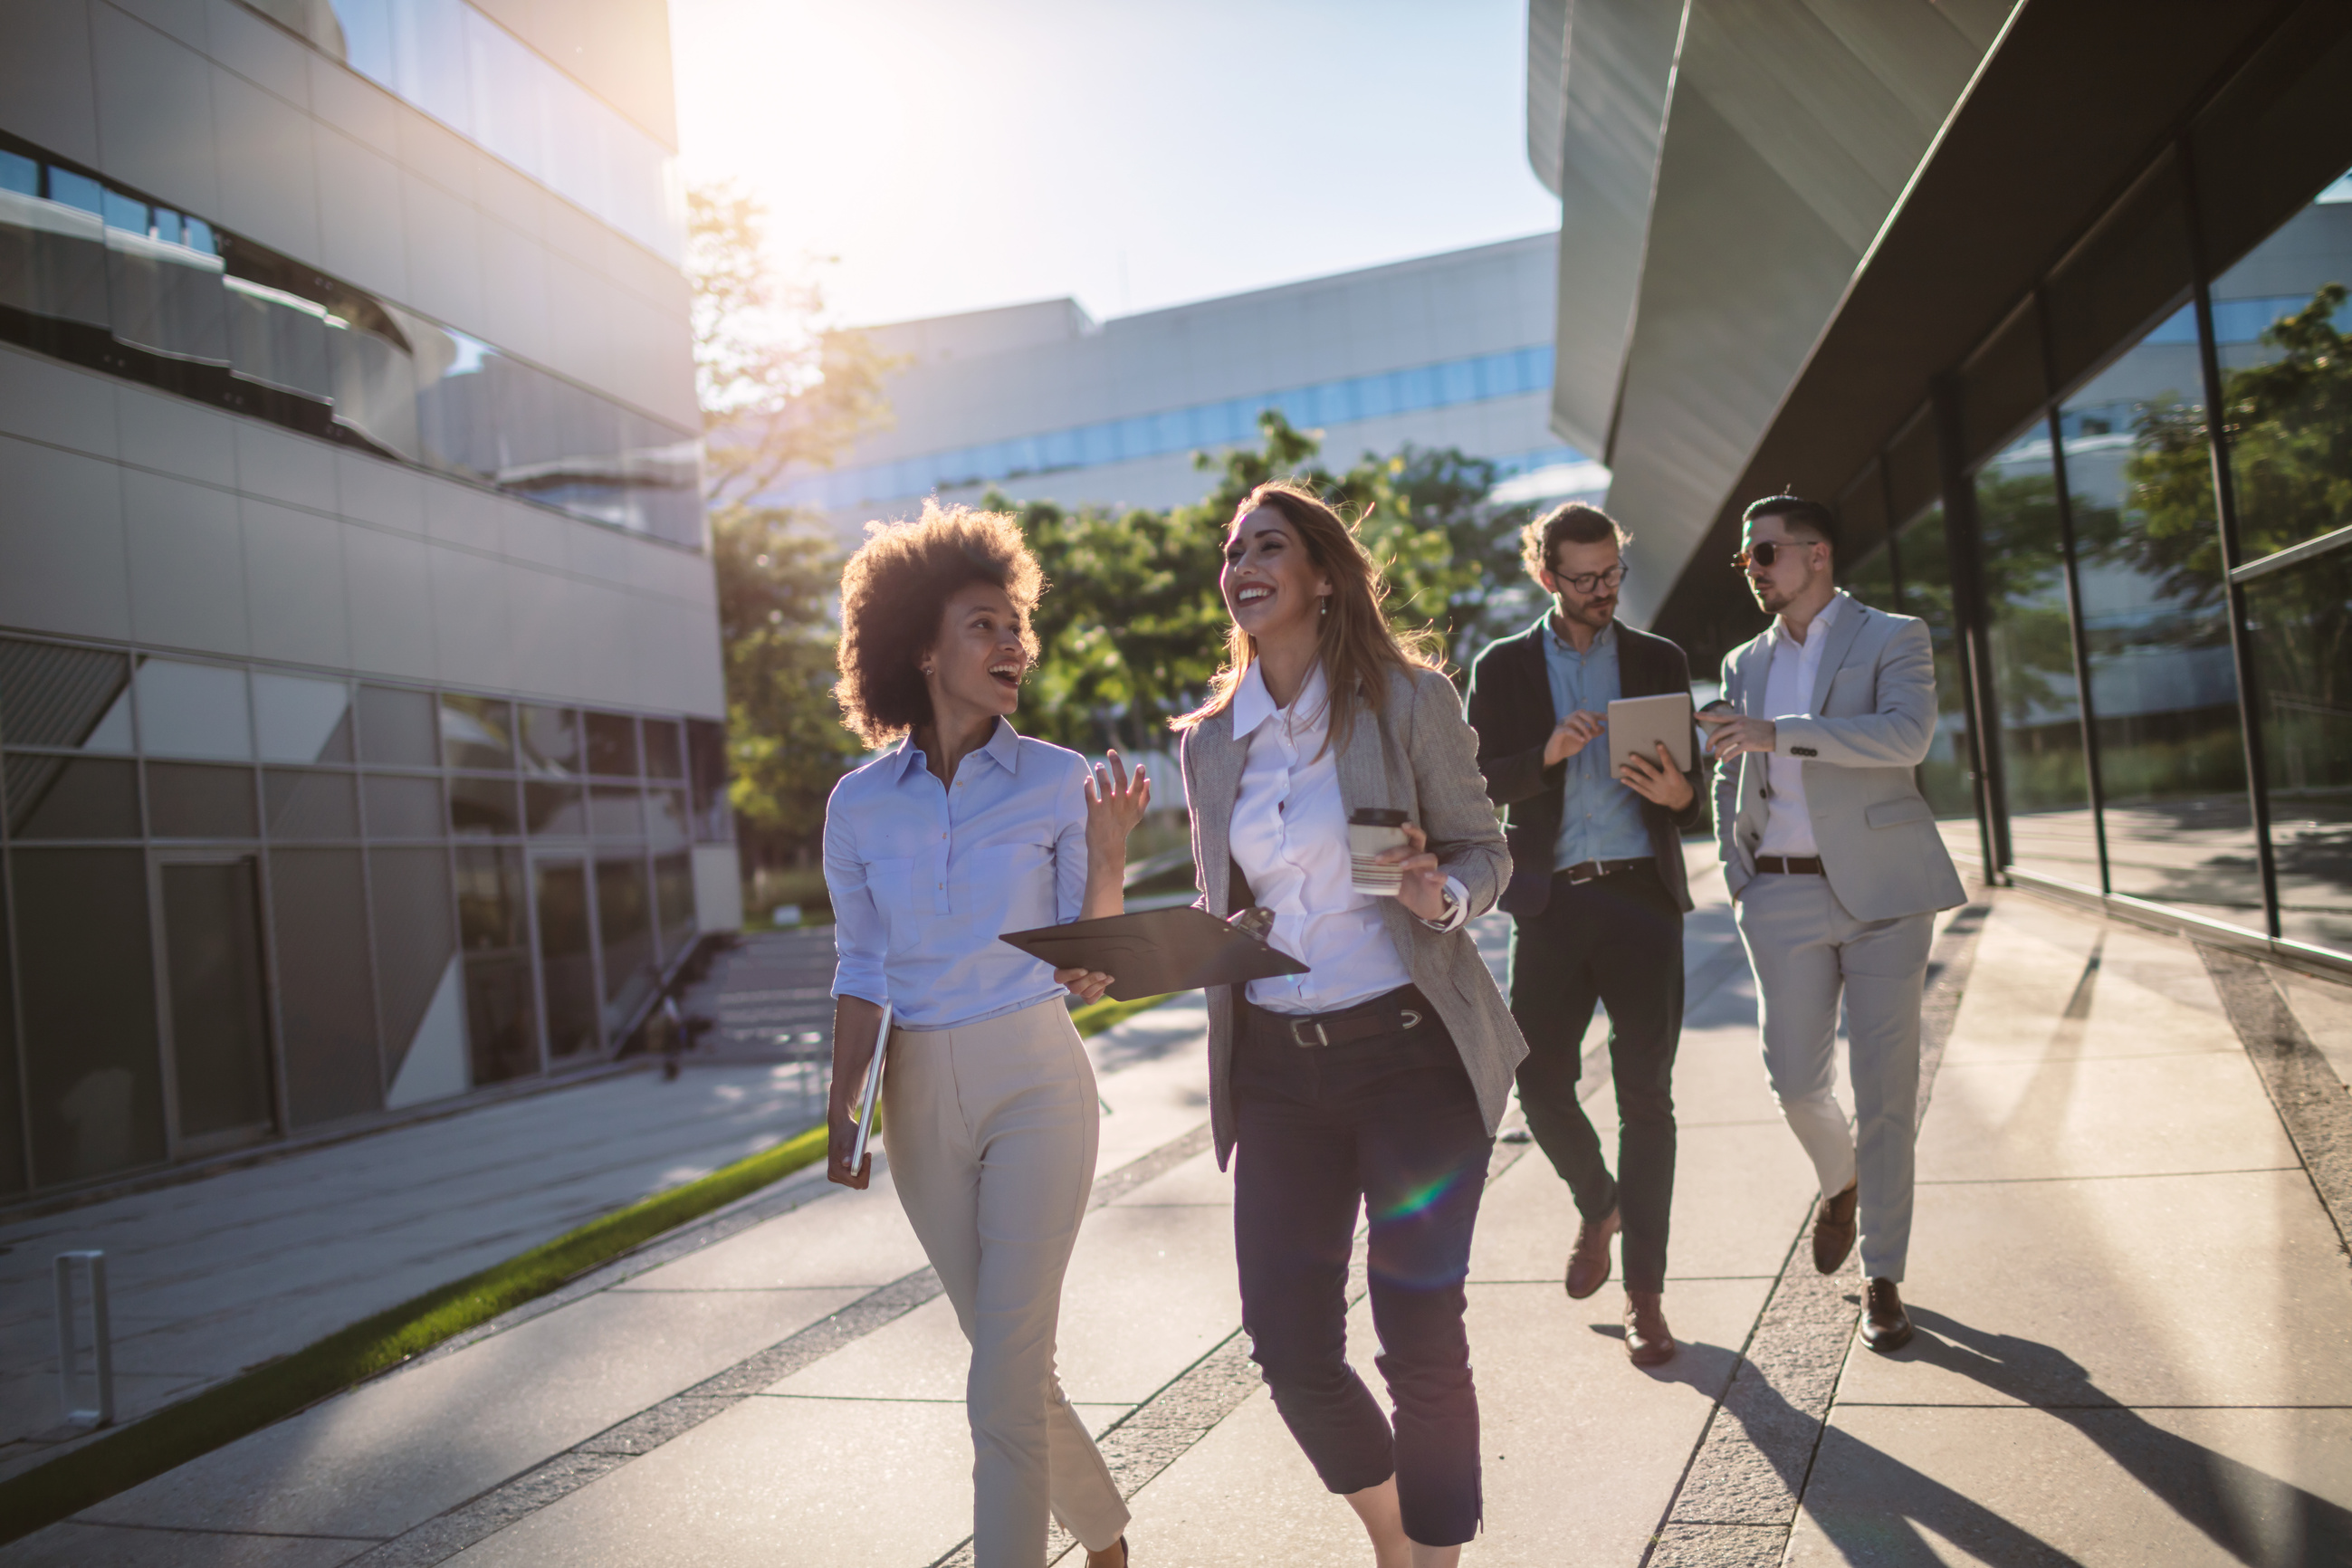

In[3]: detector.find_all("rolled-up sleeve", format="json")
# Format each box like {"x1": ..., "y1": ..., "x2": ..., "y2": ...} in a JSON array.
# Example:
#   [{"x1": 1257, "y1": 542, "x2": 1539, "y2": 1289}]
[
  {"x1": 825, "y1": 789, "x2": 889, "y2": 1006},
  {"x1": 1052, "y1": 758, "x2": 1091, "y2": 924}
]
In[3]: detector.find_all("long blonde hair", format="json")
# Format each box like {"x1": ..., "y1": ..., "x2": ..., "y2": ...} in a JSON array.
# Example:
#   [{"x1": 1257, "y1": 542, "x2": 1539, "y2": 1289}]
[{"x1": 1172, "y1": 480, "x2": 1444, "y2": 756}]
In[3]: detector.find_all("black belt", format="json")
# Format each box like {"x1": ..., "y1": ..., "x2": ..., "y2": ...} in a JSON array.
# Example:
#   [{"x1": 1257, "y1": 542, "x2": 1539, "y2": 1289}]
[
  {"x1": 1755, "y1": 856, "x2": 1823, "y2": 875},
  {"x1": 1555, "y1": 856, "x2": 1652, "y2": 885},
  {"x1": 1253, "y1": 985, "x2": 1433, "y2": 1049}
]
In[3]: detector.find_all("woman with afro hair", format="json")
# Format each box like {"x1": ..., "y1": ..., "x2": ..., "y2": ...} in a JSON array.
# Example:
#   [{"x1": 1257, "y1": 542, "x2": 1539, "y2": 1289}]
[{"x1": 821, "y1": 501, "x2": 1148, "y2": 1567}]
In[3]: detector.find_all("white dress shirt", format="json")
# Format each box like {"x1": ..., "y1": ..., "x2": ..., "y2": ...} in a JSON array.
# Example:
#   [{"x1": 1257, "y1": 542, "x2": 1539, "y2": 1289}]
[
  {"x1": 1757, "y1": 593, "x2": 1845, "y2": 858},
  {"x1": 1228, "y1": 663, "x2": 1466, "y2": 1015}
]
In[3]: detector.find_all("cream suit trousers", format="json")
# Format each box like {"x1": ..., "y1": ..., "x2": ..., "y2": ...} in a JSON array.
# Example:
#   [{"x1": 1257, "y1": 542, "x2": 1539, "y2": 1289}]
[
  {"x1": 1732, "y1": 873, "x2": 1933, "y2": 1282},
  {"x1": 882, "y1": 997, "x2": 1129, "y2": 1565}
]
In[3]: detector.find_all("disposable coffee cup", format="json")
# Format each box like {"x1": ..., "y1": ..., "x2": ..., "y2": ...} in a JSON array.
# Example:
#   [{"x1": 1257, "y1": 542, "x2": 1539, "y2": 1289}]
[{"x1": 1348, "y1": 808, "x2": 1411, "y2": 896}]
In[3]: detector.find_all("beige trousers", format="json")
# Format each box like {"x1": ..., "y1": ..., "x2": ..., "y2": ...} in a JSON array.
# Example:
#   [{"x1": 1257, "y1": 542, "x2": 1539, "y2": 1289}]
[{"x1": 882, "y1": 997, "x2": 1129, "y2": 1565}]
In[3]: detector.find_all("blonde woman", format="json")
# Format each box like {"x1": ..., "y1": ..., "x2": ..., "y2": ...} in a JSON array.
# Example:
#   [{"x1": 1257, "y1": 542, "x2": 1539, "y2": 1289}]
[
  {"x1": 1174, "y1": 482, "x2": 1524, "y2": 1564},
  {"x1": 823, "y1": 502, "x2": 1147, "y2": 1567}
]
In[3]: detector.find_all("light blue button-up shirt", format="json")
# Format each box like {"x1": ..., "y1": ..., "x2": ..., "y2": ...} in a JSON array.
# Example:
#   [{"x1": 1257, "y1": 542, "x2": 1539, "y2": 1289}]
[
  {"x1": 1543, "y1": 616, "x2": 1654, "y2": 869},
  {"x1": 824, "y1": 718, "x2": 1092, "y2": 1030}
]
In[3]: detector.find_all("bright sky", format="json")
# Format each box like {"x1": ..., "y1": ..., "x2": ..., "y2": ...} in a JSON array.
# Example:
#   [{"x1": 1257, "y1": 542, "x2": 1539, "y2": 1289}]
[{"x1": 669, "y1": 0, "x2": 1560, "y2": 330}]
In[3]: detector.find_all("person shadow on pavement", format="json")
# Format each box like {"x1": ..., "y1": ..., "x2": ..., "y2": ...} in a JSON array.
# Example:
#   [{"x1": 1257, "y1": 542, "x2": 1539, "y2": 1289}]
[{"x1": 1787, "y1": 1316, "x2": 2342, "y2": 1568}]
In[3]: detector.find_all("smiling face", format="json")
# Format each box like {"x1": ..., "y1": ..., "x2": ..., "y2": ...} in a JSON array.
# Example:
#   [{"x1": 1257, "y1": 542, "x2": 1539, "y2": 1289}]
[
  {"x1": 1222, "y1": 506, "x2": 1333, "y2": 644},
  {"x1": 919, "y1": 581, "x2": 1028, "y2": 722},
  {"x1": 1742, "y1": 513, "x2": 1831, "y2": 617}
]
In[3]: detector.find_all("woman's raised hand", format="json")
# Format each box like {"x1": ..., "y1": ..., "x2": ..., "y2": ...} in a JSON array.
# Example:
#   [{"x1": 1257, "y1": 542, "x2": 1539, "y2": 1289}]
[{"x1": 1084, "y1": 749, "x2": 1152, "y2": 849}]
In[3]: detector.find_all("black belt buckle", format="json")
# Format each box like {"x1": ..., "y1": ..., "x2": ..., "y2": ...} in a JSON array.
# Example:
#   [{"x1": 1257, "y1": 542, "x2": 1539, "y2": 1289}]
[
  {"x1": 1563, "y1": 859, "x2": 1603, "y2": 885},
  {"x1": 1289, "y1": 1018, "x2": 1330, "y2": 1047}
]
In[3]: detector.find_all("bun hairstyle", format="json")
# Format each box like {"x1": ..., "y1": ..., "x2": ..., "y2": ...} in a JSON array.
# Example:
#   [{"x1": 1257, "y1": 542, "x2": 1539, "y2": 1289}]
[
  {"x1": 835, "y1": 500, "x2": 1044, "y2": 747},
  {"x1": 1173, "y1": 479, "x2": 1442, "y2": 758}
]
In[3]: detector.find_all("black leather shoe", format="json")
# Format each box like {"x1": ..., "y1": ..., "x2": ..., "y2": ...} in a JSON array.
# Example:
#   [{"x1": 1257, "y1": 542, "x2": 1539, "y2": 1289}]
[
  {"x1": 1812, "y1": 1181, "x2": 1859, "y2": 1274},
  {"x1": 1624, "y1": 1290, "x2": 1677, "y2": 1366},
  {"x1": 1860, "y1": 1276, "x2": 1913, "y2": 1353},
  {"x1": 1565, "y1": 1206, "x2": 1621, "y2": 1300}
]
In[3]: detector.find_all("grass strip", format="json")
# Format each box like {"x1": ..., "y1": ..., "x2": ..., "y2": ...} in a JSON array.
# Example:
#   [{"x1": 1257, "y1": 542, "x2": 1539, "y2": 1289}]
[
  {"x1": 3, "y1": 991, "x2": 1181, "y2": 1544},
  {"x1": 0, "y1": 1122, "x2": 828, "y2": 1546}
]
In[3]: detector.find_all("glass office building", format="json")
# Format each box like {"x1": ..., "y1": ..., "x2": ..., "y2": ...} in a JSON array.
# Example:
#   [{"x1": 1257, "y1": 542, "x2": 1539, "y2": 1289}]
[
  {"x1": 0, "y1": 0, "x2": 732, "y2": 1200},
  {"x1": 1544, "y1": 2, "x2": 2352, "y2": 975}
]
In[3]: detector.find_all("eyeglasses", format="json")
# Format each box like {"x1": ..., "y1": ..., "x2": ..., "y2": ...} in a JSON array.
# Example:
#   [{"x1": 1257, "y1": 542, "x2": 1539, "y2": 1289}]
[
  {"x1": 1553, "y1": 563, "x2": 1630, "y2": 594},
  {"x1": 1730, "y1": 539, "x2": 1816, "y2": 570}
]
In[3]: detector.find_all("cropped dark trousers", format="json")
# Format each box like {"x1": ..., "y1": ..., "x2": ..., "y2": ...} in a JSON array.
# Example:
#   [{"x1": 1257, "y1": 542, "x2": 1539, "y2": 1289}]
[
  {"x1": 1507, "y1": 861, "x2": 1684, "y2": 1293},
  {"x1": 1231, "y1": 991, "x2": 1494, "y2": 1547}
]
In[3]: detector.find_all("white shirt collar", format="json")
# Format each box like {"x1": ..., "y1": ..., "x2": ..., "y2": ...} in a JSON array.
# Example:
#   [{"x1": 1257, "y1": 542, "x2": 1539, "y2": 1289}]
[
  {"x1": 1769, "y1": 589, "x2": 1846, "y2": 652},
  {"x1": 1231, "y1": 660, "x2": 1330, "y2": 743}
]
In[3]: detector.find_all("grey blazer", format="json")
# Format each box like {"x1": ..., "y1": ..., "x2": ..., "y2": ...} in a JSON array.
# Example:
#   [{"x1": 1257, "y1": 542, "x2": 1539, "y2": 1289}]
[
  {"x1": 1180, "y1": 664, "x2": 1526, "y2": 1170},
  {"x1": 1713, "y1": 592, "x2": 1967, "y2": 921}
]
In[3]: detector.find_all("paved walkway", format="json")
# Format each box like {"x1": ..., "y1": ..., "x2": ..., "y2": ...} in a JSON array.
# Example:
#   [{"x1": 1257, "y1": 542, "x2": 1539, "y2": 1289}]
[{"x1": 8, "y1": 867, "x2": 2350, "y2": 1565}]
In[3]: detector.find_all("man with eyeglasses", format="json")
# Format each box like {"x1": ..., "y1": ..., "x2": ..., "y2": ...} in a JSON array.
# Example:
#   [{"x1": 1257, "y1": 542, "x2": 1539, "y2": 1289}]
[
  {"x1": 1466, "y1": 502, "x2": 1706, "y2": 1367},
  {"x1": 1697, "y1": 494, "x2": 1965, "y2": 1354}
]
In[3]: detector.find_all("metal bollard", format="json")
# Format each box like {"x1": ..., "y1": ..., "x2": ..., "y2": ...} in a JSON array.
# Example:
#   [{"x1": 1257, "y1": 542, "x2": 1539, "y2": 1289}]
[{"x1": 54, "y1": 1251, "x2": 114, "y2": 1429}]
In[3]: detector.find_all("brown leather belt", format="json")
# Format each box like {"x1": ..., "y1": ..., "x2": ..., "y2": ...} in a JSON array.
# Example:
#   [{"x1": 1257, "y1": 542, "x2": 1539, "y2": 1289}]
[
  {"x1": 1755, "y1": 856, "x2": 1823, "y2": 875},
  {"x1": 1557, "y1": 856, "x2": 1652, "y2": 885},
  {"x1": 1254, "y1": 985, "x2": 1434, "y2": 1048}
]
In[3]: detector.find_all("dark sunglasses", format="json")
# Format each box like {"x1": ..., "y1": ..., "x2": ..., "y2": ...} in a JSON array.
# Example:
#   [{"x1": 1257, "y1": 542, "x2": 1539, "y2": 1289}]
[{"x1": 1730, "y1": 539, "x2": 1815, "y2": 570}]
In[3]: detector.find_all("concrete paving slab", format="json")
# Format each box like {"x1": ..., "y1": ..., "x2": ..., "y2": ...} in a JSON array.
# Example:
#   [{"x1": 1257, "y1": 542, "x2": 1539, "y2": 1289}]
[
  {"x1": 438, "y1": 1392, "x2": 978, "y2": 1568},
  {"x1": 608, "y1": 1173, "x2": 932, "y2": 1294},
  {"x1": 1919, "y1": 1051, "x2": 2298, "y2": 1181},
  {"x1": 1105, "y1": 1145, "x2": 1230, "y2": 1208},
  {"x1": 1116, "y1": 1384, "x2": 1370, "y2": 1564},
  {"x1": 0, "y1": 1522, "x2": 373, "y2": 1567},
  {"x1": 1787, "y1": 1404, "x2": 2352, "y2": 1567},
  {"x1": 2278, "y1": 968, "x2": 2352, "y2": 1091},
  {"x1": 1939, "y1": 912, "x2": 2236, "y2": 1066},
  {"x1": 1833, "y1": 1170, "x2": 2352, "y2": 1409},
  {"x1": 80, "y1": 1287, "x2": 865, "y2": 1539}
]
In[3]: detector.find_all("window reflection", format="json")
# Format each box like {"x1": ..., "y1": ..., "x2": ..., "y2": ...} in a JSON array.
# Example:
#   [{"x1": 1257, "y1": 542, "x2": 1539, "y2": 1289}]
[
  {"x1": 519, "y1": 705, "x2": 581, "y2": 777},
  {"x1": 254, "y1": 674, "x2": 354, "y2": 764},
  {"x1": 439, "y1": 694, "x2": 514, "y2": 771},
  {"x1": 0, "y1": 131, "x2": 702, "y2": 549},
  {"x1": 135, "y1": 659, "x2": 252, "y2": 761}
]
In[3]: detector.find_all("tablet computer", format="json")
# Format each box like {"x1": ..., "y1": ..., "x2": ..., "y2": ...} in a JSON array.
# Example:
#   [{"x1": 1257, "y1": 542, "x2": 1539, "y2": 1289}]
[{"x1": 1607, "y1": 692, "x2": 1695, "y2": 778}]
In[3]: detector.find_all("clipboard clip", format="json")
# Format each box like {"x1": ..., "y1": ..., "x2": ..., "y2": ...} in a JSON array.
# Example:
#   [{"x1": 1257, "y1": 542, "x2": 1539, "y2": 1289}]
[{"x1": 1227, "y1": 905, "x2": 1276, "y2": 943}]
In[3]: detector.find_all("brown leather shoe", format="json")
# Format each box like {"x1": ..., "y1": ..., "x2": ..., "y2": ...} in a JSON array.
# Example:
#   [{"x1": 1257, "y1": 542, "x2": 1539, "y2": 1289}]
[
  {"x1": 1860, "y1": 1277, "x2": 1913, "y2": 1353},
  {"x1": 1624, "y1": 1290, "x2": 1677, "y2": 1366},
  {"x1": 1565, "y1": 1205, "x2": 1621, "y2": 1300},
  {"x1": 1812, "y1": 1180, "x2": 1859, "y2": 1274}
]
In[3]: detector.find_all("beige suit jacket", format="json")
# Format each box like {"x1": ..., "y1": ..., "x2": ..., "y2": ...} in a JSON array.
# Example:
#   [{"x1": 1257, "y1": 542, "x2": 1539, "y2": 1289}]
[
  {"x1": 1713, "y1": 592, "x2": 1967, "y2": 921},
  {"x1": 1180, "y1": 664, "x2": 1525, "y2": 1169}
]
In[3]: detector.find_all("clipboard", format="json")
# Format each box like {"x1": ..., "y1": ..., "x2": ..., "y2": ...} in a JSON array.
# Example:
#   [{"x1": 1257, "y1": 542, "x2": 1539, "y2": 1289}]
[
  {"x1": 847, "y1": 1002, "x2": 893, "y2": 1172},
  {"x1": 1606, "y1": 692, "x2": 1695, "y2": 778},
  {"x1": 1000, "y1": 905, "x2": 1309, "y2": 1001}
]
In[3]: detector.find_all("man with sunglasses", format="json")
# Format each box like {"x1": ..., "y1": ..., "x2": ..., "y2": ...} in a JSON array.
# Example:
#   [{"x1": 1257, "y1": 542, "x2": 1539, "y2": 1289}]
[
  {"x1": 1697, "y1": 495, "x2": 1965, "y2": 1354},
  {"x1": 1466, "y1": 502, "x2": 1706, "y2": 1367}
]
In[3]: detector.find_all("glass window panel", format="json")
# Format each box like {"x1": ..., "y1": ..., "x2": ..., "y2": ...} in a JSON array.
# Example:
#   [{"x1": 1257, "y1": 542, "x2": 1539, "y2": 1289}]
[
  {"x1": 519, "y1": 703, "x2": 580, "y2": 776},
  {"x1": 641, "y1": 718, "x2": 684, "y2": 780},
  {"x1": 327, "y1": 316, "x2": 421, "y2": 460},
  {"x1": 1958, "y1": 298, "x2": 2049, "y2": 468},
  {"x1": 448, "y1": 774, "x2": 520, "y2": 836},
  {"x1": 525, "y1": 780, "x2": 588, "y2": 836},
  {"x1": 533, "y1": 858, "x2": 598, "y2": 1058},
  {"x1": 1310, "y1": 382, "x2": 1353, "y2": 425},
  {"x1": 1353, "y1": 372, "x2": 1397, "y2": 421},
  {"x1": 271, "y1": 846, "x2": 382, "y2": 1125},
  {"x1": 1394, "y1": 365, "x2": 1439, "y2": 412},
  {"x1": 654, "y1": 849, "x2": 695, "y2": 957},
  {"x1": 2245, "y1": 547, "x2": 2352, "y2": 957},
  {"x1": 358, "y1": 684, "x2": 437, "y2": 766},
  {"x1": 0, "y1": 638, "x2": 133, "y2": 751},
  {"x1": 1076, "y1": 422, "x2": 1114, "y2": 466},
  {"x1": 105, "y1": 207, "x2": 230, "y2": 366},
  {"x1": 1041, "y1": 428, "x2": 1081, "y2": 468},
  {"x1": 439, "y1": 694, "x2": 514, "y2": 770},
  {"x1": 1976, "y1": 433, "x2": 2096, "y2": 887},
  {"x1": 254, "y1": 673, "x2": 354, "y2": 763},
  {"x1": 2187, "y1": 5, "x2": 2352, "y2": 283},
  {"x1": 2060, "y1": 318, "x2": 2261, "y2": 927},
  {"x1": 161, "y1": 858, "x2": 273, "y2": 1142},
  {"x1": 584, "y1": 712, "x2": 639, "y2": 777},
  {"x1": 464, "y1": 956, "x2": 539, "y2": 1085},
  {"x1": 1883, "y1": 408, "x2": 1941, "y2": 533},
  {"x1": 589, "y1": 786, "x2": 642, "y2": 840},
  {"x1": 0, "y1": 148, "x2": 34, "y2": 196},
  {"x1": 370, "y1": 846, "x2": 455, "y2": 1076},
  {"x1": 595, "y1": 855, "x2": 655, "y2": 1033},
  {"x1": 225, "y1": 274, "x2": 334, "y2": 401},
  {"x1": 265, "y1": 768, "x2": 359, "y2": 839},
  {"x1": 455, "y1": 844, "x2": 527, "y2": 951},
  {"x1": 2211, "y1": 170, "x2": 2352, "y2": 560},
  {"x1": 647, "y1": 788, "x2": 687, "y2": 849},
  {"x1": 1113, "y1": 416, "x2": 1152, "y2": 462},
  {"x1": 685, "y1": 718, "x2": 731, "y2": 842},
  {"x1": 1845, "y1": 542, "x2": 1898, "y2": 614},
  {"x1": 1837, "y1": 459, "x2": 1892, "y2": 581},
  {"x1": 1437, "y1": 359, "x2": 1477, "y2": 405},
  {"x1": 1887, "y1": 507, "x2": 1979, "y2": 829},
  {"x1": 463, "y1": 7, "x2": 546, "y2": 181},
  {"x1": 5, "y1": 754, "x2": 139, "y2": 839},
  {"x1": 46, "y1": 167, "x2": 101, "y2": 216},
  {"x1": 2045, "y1": 156, "x2": 2194, "y2": 404},
  {"x1": 148, "y1": 761, "x2": 258, "y2": 838},
  {"x1": 363, "y1": 773, "x2": 444, "y2": 839},
  {"x1": 0, "y1": 877, "x2": 24, "y2": 1194},
  {"x1": 135, "y1": 659, "x2": 252, "y2": 760},
  {"x1": 13, "y1": 847, "x2": 166, "y2": 1185}
]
